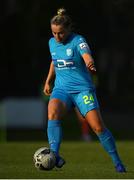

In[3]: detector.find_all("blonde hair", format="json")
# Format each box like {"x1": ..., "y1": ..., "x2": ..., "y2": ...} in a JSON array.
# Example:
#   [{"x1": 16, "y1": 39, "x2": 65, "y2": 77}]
[
  {"x1": 57, "y1": 8, "x2": 66, "y2": 16},
  {"x1": 50, "y1": 8, "x2": 73, "y2": 30}
]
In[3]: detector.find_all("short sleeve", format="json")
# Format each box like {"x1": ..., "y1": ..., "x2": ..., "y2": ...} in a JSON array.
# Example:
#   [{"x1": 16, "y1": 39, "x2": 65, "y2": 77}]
[{"x1": 76, "y1": 36, "x2": 91, "y2": 55}]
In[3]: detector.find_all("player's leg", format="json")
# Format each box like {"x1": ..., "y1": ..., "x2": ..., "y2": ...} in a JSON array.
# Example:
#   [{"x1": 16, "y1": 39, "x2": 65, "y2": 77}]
[
  {"x1": 74, "y1": 108, "x2": 92, "y2": 141},
  {"x1": 73, "y1": 90, "x2": 126, "y2": 172},
  {"x1": 47, "y1": 89, "x2": 72, "y2": 168},
  {"x1": 85, "y1": 109, "x2": 126, "y2": 172},
  {"x1": 47, "y1": 98, "x2": 66, "y2": 167}
]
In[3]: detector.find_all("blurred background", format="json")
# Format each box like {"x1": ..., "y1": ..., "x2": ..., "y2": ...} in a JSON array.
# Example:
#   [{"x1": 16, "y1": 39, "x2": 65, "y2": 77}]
[{"x1": 0, "y1": 0, "x2": 134, "y2": 141}]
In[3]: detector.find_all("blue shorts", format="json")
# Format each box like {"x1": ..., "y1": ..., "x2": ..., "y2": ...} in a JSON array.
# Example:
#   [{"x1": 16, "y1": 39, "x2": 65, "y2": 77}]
[{"x1": 50, "y1": 88, "x2": 99, "y2": 117}]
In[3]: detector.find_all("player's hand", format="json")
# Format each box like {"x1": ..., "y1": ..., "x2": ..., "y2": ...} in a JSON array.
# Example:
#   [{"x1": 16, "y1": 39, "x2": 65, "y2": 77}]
[
  {"x1": 43, "y1": 82, "x2": 52, "y2": 96},
  {"x1": 87, "y1": 62, "x2": 96, "y2": 74}
]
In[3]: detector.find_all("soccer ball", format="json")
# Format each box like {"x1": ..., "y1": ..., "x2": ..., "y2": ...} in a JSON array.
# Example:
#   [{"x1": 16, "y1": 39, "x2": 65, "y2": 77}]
[{"x1": 33, "y1": 147, "x2": 56, "y2": 170}]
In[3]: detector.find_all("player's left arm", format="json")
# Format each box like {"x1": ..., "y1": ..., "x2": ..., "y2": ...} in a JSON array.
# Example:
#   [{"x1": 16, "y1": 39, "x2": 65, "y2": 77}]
[{"x1": 44, "y1": 61, "x2": 55, "y2": 96}]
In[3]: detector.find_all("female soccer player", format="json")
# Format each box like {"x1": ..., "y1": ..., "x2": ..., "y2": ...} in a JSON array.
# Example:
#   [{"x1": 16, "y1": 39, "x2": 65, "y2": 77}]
[{"x1": 44, "y1": 8, "x2": 126, "y2": 172}]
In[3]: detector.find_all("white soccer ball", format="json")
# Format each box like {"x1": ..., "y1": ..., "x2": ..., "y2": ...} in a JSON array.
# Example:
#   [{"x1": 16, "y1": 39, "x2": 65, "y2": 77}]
[{"x1": 33, "y1": 147, "x2": 56, "y2": 170}]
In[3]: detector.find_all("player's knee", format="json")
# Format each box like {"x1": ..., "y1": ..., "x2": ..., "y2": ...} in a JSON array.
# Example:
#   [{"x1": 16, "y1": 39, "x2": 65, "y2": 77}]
[
  {"x1": 48, "y1": 111, "x2": 59, "y2": 120},
  {"x1": 48, "y1": 108, "x2": 61, "y2": 119},
  {"x1": 93, "y1": 126, "x2": 104, "y2": 134}
]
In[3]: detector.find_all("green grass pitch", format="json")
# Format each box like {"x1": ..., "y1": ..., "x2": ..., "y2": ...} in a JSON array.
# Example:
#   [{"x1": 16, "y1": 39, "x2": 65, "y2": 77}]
[{"x1": 0, "y1": 141, "x2": 134, "y2": 179}]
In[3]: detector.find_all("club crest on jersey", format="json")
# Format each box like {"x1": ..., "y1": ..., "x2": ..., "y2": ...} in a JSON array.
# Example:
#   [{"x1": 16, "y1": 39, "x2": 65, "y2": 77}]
[{"x1": 66, "y1": 48, "x2": 73, "y2": 56}]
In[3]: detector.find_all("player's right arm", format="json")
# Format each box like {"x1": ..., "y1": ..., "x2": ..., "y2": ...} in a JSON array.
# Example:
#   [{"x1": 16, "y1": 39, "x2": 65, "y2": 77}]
[
  {"x1": 76, "y1": 35, "x2": 96, "y2": 74},
  {"x1": 44, "y1": 61, "x2": 55, "y2": 96},
  {"x1": 82, "y1": 53, "x2": 96, "y2": 74}
]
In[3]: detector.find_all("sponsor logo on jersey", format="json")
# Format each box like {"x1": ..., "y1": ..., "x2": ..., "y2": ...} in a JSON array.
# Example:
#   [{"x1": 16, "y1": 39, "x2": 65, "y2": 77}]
[
  {"x1": 53, "y1": 59, "x2": 76, "y2": 69},
  {"x1": 57, "y1": 59, "x2": 74, "y2": 68},
  {"x1": 66, "y1": 49, "x2": 73, "y2": 56}
]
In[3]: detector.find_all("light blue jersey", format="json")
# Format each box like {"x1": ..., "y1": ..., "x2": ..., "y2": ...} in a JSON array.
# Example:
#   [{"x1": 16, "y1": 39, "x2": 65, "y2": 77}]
[{"x1": 49, "y1": 33, "x2": 95, "y2": 93}]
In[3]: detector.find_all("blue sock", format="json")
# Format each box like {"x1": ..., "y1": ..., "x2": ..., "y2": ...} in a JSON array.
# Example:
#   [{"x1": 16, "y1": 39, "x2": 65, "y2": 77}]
[
  {"x1": 97, "y1": 129, "x2": 122, "y2": 166},
  {"x1": 47, "y1": 120, "x2": 62, "y2": 157}
]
